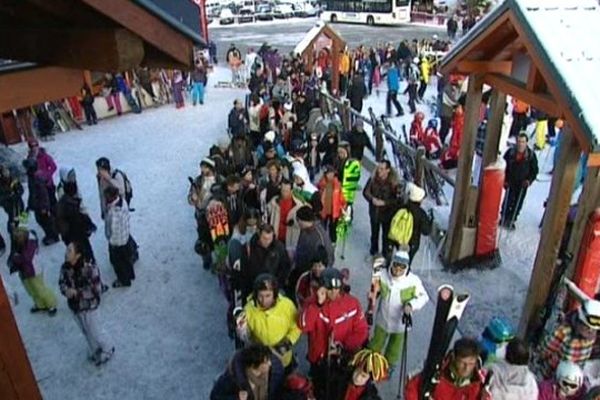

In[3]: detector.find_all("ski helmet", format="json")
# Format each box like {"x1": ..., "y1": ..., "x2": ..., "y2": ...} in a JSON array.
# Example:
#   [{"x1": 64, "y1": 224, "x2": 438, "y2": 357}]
[
  {"x1": 578, "y1": 299, "x2": 600, "y2": 330},
  {"x1": 390, "y1": 249, "x2": 410, "y2": 276},
  {"x1": 350, "y1": 349, "x2": 389, "y2": 382},
  {"x1": 253, "y1": 273, "x2": 279, "y2": 299},
  {"x1": 320, "y1": 268, "x2": 343, "y2": 290},
  {"x1": 556, "y1": 361, "x2": 583, "y2": 395}
]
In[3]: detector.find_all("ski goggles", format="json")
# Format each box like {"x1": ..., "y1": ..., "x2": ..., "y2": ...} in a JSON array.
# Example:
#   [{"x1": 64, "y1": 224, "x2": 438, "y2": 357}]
[
  {"x1": 391, "y1": 262, "x2": 408, "y2": 270},
  {"x1": 559, "y1": 380, "x2": 579, "y2": 391}
]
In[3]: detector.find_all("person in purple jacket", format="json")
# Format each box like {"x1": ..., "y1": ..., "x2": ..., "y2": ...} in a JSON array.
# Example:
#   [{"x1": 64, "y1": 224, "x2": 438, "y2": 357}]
[
  {"x1": 27, "y1": 137, "x2": 58, "y2": 211},
  {"x1": 8, "y1": 227, "x2": 57, "y2": 315}
]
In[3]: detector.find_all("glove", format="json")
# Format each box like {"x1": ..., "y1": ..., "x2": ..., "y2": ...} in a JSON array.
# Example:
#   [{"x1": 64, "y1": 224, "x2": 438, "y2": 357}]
[
  {"x1": 522, "y1": 180, "x2": 530, "y2": 188},
  {"x1": 366, "y1": 311, "x2": 374, "y2": 326},
  {"x1": 402, "y1": 312, "x2": 413, "y2": 328},
  {"x1": 274, "y1": 338, "x2": 292, "y2": 356}
]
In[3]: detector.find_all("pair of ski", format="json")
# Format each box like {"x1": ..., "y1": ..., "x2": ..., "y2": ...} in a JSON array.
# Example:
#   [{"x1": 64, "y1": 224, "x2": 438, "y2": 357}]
[{"x1": 408, "y1": 285, "x2": 470, "y2": 400}]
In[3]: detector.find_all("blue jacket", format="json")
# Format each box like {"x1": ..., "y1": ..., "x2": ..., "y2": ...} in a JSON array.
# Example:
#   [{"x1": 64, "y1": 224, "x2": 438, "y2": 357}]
[
  {"x1": 387, "y1": 66, "x2": 400, "y2": 92},
  {"x1": 210, "y1": 352, "x2": 285, "y2": 400}
]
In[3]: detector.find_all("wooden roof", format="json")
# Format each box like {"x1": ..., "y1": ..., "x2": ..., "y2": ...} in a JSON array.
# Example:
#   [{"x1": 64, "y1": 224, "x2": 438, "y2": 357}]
[
  {"x1": 441, "y1": 0, "x2": 600, "y2": 153},
  {"x1": 293, "y1": 22, "x2": 346, "y2": 56},
  {"x1": 0, "y1": 0, "x2": 205, "y2": 73}
]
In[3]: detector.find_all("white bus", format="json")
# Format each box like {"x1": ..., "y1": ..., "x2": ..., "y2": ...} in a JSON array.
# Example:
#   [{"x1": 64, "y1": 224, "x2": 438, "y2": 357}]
[{"x1": 320, "y1": 0, "x2": 411, "y2": 25}]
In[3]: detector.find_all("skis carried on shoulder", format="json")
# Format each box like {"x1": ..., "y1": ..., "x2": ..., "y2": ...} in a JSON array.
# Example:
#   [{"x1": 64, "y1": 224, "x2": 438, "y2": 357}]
[{"x1": 420, "y1": 285, "x2": 470, "y2": 400}]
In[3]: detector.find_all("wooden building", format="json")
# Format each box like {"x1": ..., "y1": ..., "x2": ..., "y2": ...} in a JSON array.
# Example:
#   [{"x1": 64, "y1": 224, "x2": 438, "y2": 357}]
[
  {"x1": 439, "y1": 0, "x2": 600, "y2": 338},
  {"x1": 0, "y1": 1, "x2": 203, "y2": 398}
]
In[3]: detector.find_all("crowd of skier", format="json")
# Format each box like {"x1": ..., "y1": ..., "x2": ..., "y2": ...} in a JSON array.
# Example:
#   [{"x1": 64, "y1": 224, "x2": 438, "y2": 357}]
[{"x1": 185, "y1": 40, "x2": 600, "y2": 399}]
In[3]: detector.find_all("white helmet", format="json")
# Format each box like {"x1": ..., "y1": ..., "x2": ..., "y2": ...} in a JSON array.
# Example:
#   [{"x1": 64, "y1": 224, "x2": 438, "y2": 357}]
[
  {"x1": 578, "y1": 299, "x2": 600, "y2": 330},
  {"x1": 556, "y1": 361, "x2": 583, "y2": 395}
]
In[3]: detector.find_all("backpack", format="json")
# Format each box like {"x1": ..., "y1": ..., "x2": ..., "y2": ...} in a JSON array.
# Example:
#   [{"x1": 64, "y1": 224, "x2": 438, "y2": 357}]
[
  {"x1": 112, "y1": 169, "x2": 133, "y2": 206},
  {"x1": 388, "y1": 208, "x2": 414, "y2": 246}
]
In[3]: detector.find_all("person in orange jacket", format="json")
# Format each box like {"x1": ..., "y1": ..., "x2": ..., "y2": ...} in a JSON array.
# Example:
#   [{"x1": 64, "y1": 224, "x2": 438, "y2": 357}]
[
  {"x1": 509, "y1": 98, "x2": 530, "y2": 138},
  {"x1": 318, "y1": 165, "x2": 347, "y2": 245},
  {"x1": 405, "y1": 338, "x2": 491, "y2": 400}
]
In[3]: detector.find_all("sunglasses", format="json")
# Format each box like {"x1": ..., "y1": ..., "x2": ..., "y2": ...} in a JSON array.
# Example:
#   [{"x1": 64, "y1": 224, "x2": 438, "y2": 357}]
[{"x1": 392, "y1": 262, "x2": 408, "y2": 269}]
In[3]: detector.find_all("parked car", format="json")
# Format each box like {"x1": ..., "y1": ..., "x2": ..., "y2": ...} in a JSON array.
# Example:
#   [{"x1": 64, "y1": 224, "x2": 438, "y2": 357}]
[
  {"x1": 255, "y1": 4, "x2": 274, "y2": 20},
  {"x1": 273, "y1": 4, "x2": 294, "y2": 18},
  {"x1": 293, "y1": 2, "x2": 318, "y2": 17},
  {"x1": 238, "y1": 8, "x2": 255, "y2": 23},
  {"x1": 219, "y1": 8, "x2": 235, "y2": 24}
]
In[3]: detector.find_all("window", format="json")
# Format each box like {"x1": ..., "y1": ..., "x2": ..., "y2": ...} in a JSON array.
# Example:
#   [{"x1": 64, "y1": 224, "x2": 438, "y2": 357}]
[{"x1": 395, "y1": 0, "x2": 410, "y2": 6}]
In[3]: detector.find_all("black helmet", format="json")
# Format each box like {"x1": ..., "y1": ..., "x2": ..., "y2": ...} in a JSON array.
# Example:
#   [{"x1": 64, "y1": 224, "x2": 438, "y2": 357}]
[
  {"x1": 95, "y1": 157, "x2": 110, "y2": 171},
  {"x1": 320, "y1": 268, "x2": 343, "y2": 290}
]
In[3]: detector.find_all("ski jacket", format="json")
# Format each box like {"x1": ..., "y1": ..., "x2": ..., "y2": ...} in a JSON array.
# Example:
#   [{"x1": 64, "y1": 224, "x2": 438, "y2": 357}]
[
  {"x1": 244, "y1": 295, "x2": 301, "y2": 367},
  {"x1": 487, "y1": 359, "x2": 539, "y2": 400},
  {"x1": 538, "y1": 318, "x2": 596, "y2": 379},
  {"x1": 363, "y1": 171, "x2": 400, "y2": 219},
  {"x1": 241, "y1": 235, "x2": 291, "y2": 294},
  {"x1": 10, "y1": 233, "x2": 38, "y2": 279},
  {"x1": 420, "y1": 58, "x2": 431, "y2": 84},
  {"x1": 0, "y1": 176, "x2": 24, "y2": 218},
  {"x1": 266, "y1": 194, "x2": 305, "y2": 251},
  {"x1": 29, "y1": 148, "x2": 57, "y2": 187},
  {"x1": 504, "y1": 146, "x2": 539, "y2": 187},
  {"x1": 340, "y1": 159, "x2": 361, "y2": 204},
  {"x1": 404, "y1": 201, "x2": 432, "y2": 253},
  {"x1": 375, "y1": 270, "x2": 429, "y2": 333},
  {"x1": 317, "y1": 134, "x2": 339, "y2": 167},
  {"x1": 295, "y1": 223, "x2": 335, "y2": 273},
  {"x1": 58, "y1": 258, "x2": 102, "y2": 313},
  {"x1": 387, "y1": 66, "x2": 400, "y2": 92},
  {"x1": 317, "y1": 177, "x2": 346, "y2": 220},
  {"x1": 210, "y1": 351, "x2": 284, "y2": 400},
  {"x1": 410, "y1": 119, "x2": 425, "y2": 146},
  {"x1": 347, "y1": 76, "x2": 367, "y2": 111},
  {"x1": 228, "y1": 108, "x2": 246, "y2": 137},
  {"x1": 97, "y1": 170, "x2": 126, "y2": 219},
  {"x1": 56, "y1": 194, "x2": 95, "y2": 244},
  {"x1": 405, "y1": 359, "x2": 491, "y2": 400},
  {"x1": 295, "y1": 270, "x2": 318, "y2": 310},
  {"x1": 299, "y1": 292, "x2": 369, "y2": 364},
  {"x1": 423, "y1": 127, "x2": 443, "y2": 157},
  {"x1": 538, "y1": 379, "x2": 588, "y2": 400},
  {"x1": 26, "y1": 172, "x2": 51, "y2": 213},
  {"x1": 105, "y1": 197, "x2": 130, "y2": 247},
  {"x1": 345, "y1": 128, "x2": 374, "y2": 161}
]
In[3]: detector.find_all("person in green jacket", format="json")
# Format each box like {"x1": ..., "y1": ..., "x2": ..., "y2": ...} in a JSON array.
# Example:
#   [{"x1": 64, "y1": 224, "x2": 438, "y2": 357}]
[{"x1": 336, "y1": 141, "x2": 361, "y2": 220}]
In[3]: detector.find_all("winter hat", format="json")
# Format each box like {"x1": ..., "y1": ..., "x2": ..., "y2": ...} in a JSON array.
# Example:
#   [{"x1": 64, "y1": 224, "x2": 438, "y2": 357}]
[
  {"x1": 320, "y1": 268, "x2": 343, "y2": 290},
  {"x1": 408, "y1": 182, "x2": 426, "y2": 203},
  {"x1": 391, "y1": 250, "x2": 410, "y2": 267},
  {"x1": 200, "y1": 157, "x2": 216, "y2": 170},
  {"x1": 27, "y1": 137, "x2": 39, "y2": 148},
  {"x1": 296, "y1": 205, "x2": 315, "y2": 222},
  {"x1": 264, "y1": 130, "x2": 276, "y2": 143},
  {"x1": 324, "y1": 164, "x2": 336, "y2": 174}
]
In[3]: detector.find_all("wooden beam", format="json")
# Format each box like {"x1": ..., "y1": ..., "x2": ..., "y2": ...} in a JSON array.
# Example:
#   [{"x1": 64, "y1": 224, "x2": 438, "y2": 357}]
[
  {"x1": 481, "y1": 90, "x2": 507, "y2": 167},
  {"x1": 0, "y1": 278, "x2": 42, "y2": 400},
  {"x1": 519, "y1": 127, "x2": 581, "y2": 338},
  {"x1": 526, "y1": 63, "x2": 545, "y2": 93},
  {"x1": 0, "y1": 67, "x2": 83, "y2": 113},
  {"x1": 0, "y1": 27, "x2": 144, "y2": 72},
  {"x1": 444, "y1": 74, "x2": 484, "y2": 263},
  {"x1": 587, "y1": 153, "x2": 600, "y2": 167},
  {"x1": 483, "y1": 73, "x2": 559, "y2": 117},
  {"x1": 81, "y1": 0, "x2": 194, "y2": 67},
  {"x1": 456, "y1": 61, "x2": 512, "y2": 75}
]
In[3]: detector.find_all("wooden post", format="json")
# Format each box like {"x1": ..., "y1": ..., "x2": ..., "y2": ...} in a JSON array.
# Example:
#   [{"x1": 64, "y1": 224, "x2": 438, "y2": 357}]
[
  {"x1": 331, "y1": 41, "x2": 341, "y2": 96},
  {"x1": 415, "y1": 147, "x2": 426, "y2": 189},
  {"x1": 481, "y1": 90, "x2": 506, "y2": 168},
  {"x1": 0, "y1": 278, "x2": 42, "y2": 400},
  {"x1": 566, "y1": 167, "x2": 600, "y2": 276},
  {"x1": 443, "y1": 74, "x2": 484, "y2": 263},
  {"x1": 519, "y1": 127, "x2": 581, "y2": 338}
]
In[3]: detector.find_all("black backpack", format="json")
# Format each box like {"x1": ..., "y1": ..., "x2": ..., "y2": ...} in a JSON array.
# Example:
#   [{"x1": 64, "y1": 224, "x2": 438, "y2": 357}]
[{"x1": 112, "y1": 169, "x2": 133, "y2": 206}]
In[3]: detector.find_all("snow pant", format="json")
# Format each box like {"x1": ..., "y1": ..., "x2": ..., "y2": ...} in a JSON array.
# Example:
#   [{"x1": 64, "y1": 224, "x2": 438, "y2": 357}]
[
  {"x1": 173, "y1": 82, "x2": 185, "y2": 108},
  {"x1": 439, "y1": 115, "x2": 452, "y2": 145},
  {"x1": 501, "y1": 185, "x2": 527, "y2": 225},
  {"x1": 73, "y1": 310, "x2": 110, "y2": 360},
  {"x1": 417, "y1": 79, "x2": 427, "y2": 99},
  {"x1": 34, "y1": 210, "x2": 59, "y2": 241},
  {"x1": 369, "y1": 208, "x2": 392, "y2": 257},
  {"x1": 386, "y1": 90, "x2": 404, "y2": 116},
  {"x1": 22, "y1": 275, "x2": 57, "y2": 310},
  {"x1": 109, "y1": 244, "x2": 135, "y2": 286},
  {"x1": 509, "y1": 112, "x2": 528, "y2": 138},
  {"x1": 82, "y1": 102, "x2": 97, "y2": 125},
  {"x1": 321, "y1": 216, "x2": 338, "y2": 244},
  {"x1": 407, "y1": 83, "x2": 418, "y2": 114},
  {"x1": 339, "y1": 75, "x2": 348, "y2": 96},
  {"x1": 368, "y1": 324, "x2": 405, "y2": 365},
  {"x1": 191, "y1": 82, "x2": 205, "y2": 105},
  {"x1": 105, "y1": 93, "x2": 122, "y2": 114}
]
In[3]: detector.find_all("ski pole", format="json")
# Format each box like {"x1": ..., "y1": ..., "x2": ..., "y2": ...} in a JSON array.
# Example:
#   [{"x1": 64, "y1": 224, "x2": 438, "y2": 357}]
[
  {"x1": 397, "y1": 314, "x2": 412, "y2": 400},
  {"x1": 325, "y1": 333, "x2": 333, "y2": 400},
  {"x1": 506, "y1": 187, "x2": 526, "y2": 232}
]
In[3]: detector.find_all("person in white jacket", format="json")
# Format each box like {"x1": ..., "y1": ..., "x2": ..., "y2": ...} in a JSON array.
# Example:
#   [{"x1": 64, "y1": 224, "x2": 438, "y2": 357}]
[
  {"x1": 488, "y1": 338, "x2": 539, "y2": 400},
  {"x1": 367, "y1": 249, "x2": 429, "y2": 373}
]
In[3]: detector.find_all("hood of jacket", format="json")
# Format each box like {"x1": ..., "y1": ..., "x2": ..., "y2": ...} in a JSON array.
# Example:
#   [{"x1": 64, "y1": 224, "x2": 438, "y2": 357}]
[
  {"x1": 489, "y1": 360, "x2": 538, "y2": 400},
  {"x1": 293, "y1": 163, "x2": 317, "y2": 194}
]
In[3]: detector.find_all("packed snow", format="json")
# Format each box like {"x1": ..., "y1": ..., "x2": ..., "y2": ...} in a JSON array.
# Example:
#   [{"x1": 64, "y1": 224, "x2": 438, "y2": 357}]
[{"x1": 1, "y1": 66, "x2": 554, "y2": 399}]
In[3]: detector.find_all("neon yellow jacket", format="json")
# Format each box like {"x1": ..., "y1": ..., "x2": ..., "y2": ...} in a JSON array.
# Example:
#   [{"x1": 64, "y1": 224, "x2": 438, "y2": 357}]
[
  {"x1": 420, "y1": 57, "x2": 431, "y2": 85},
  {"x1": 244, "y1": 294, "x2": 301, "y2": 366},
  {"x1": 342, "y1": 159, "x2": 361, "y2": 204}
]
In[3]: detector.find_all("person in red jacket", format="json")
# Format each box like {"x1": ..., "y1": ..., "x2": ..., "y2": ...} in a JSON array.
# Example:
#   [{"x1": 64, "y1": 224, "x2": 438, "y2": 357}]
[
  {"x1": 318, "y1": 165, "x2": 347, "y2": 245},
  {"x1": 423, "y1": 119, "x2": 443, "y2": 160},
  {"x1": 405, "y1": 337, "x2": 491, "y2": 400},
  {"x1": 441, "y1": 104, "x2": 465, "y2": 169},
  {"x1": 299, "y1": 267, "x2": 369, "y2": 399},
  {"x1": 409, "y1": 112, "x2": 425, "y2": 148}
]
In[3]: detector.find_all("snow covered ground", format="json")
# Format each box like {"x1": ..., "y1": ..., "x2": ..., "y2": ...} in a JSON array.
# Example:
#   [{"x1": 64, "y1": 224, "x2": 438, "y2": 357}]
[{"x1": 2, "y1": 66, "x2": 553, "y2": 399}]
